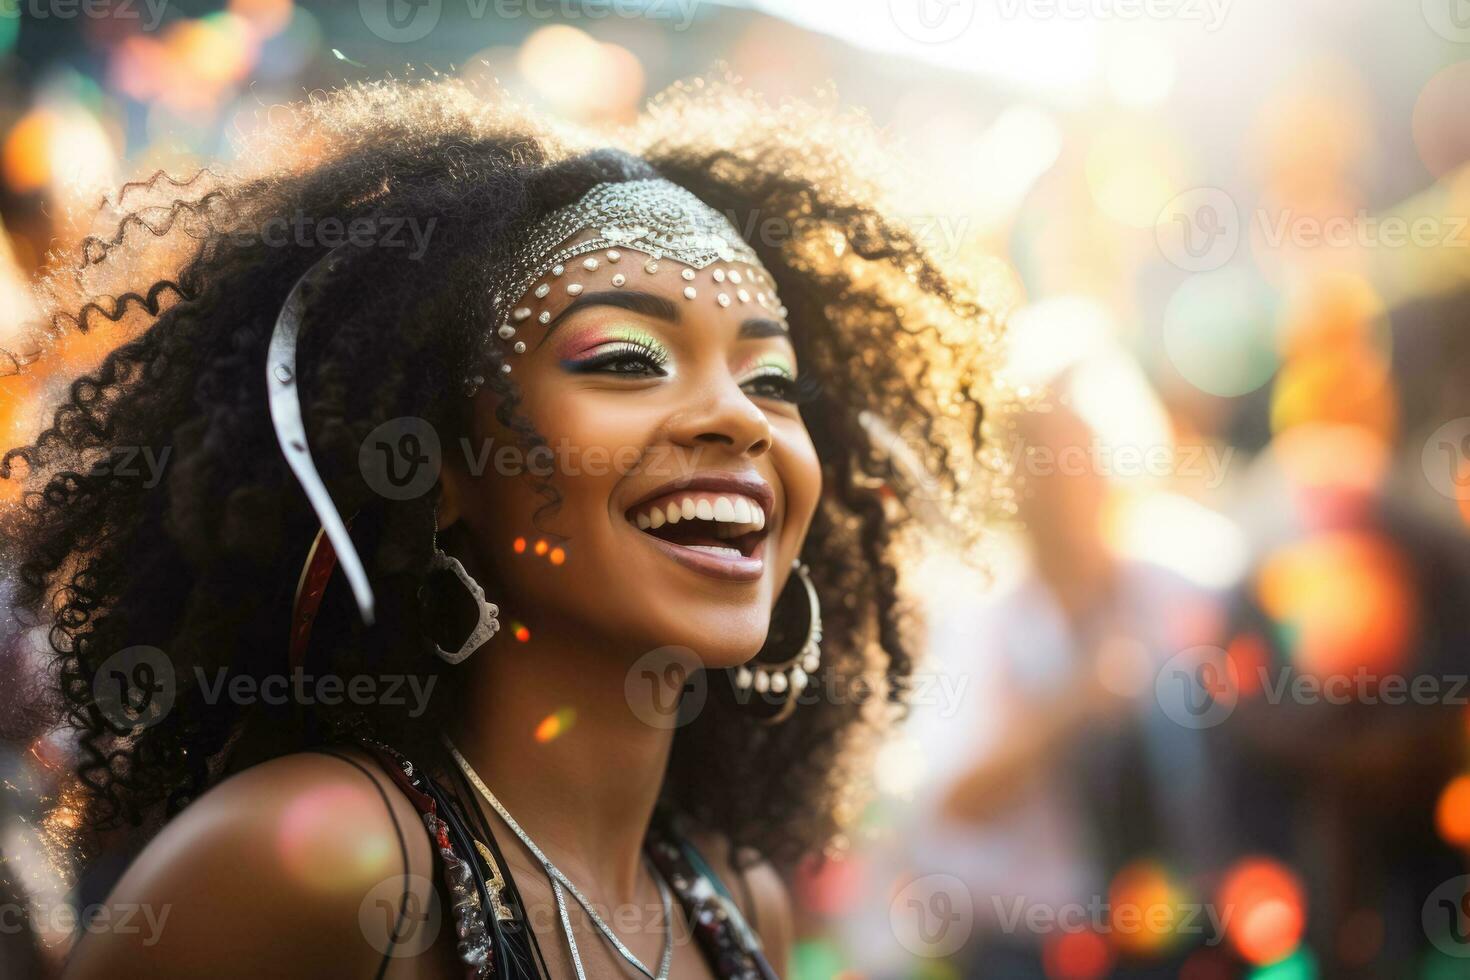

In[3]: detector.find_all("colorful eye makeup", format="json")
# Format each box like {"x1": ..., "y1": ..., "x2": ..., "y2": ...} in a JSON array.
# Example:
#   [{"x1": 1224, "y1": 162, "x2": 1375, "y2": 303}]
[
  {"x1": 735, "y1": 353, "x2": 797, "y2": 384},
  {"x1": 557, "y1": 325, "x2": 671, "y2": 373}
]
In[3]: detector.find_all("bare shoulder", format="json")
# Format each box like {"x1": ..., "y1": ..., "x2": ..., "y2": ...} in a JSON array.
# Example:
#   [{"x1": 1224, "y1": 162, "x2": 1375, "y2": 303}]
[
  {"x1": 63, "y1": 747, "x2": 442, "y2": 980},
  {"x1": 684, "y1": 829, "x2": 794, "y2": 978}
]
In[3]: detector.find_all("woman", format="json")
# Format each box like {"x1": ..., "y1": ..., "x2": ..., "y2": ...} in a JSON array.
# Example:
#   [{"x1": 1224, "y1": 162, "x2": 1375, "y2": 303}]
[{"x1": 1, "y1": 77, "x2": 997, "y2": 979}]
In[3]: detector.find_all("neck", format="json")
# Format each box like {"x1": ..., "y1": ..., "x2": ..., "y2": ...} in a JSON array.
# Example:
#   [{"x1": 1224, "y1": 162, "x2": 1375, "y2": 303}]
[{"x1": 443, "y1": 624, "x2": 677, "y2": 905}]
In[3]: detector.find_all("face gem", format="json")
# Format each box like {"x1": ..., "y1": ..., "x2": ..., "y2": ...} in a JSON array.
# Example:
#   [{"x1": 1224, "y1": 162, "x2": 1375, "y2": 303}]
[
  {"x1": 612, "y1": 274, "x2": 626, "y2": 287},
  {"x1": 680, "y1": 268, "x2": 696, "y2": 281},
  {"x1": 498, "y1": 324, "x2": 516, "y2": 339},
  {"x1": 607, "y1": 249, "x2": 621, "y2": 262},
  {"x1": 644, "y1": 260, "x2": 659, "y2": 274},
  {"x1": 538, "y1": 311, "x2": 551, "y2": 324},
  {"x1": 582, "y1": 257, "x2": 599, "y2": 271},
  {"x1": 534, "y1": 283, "x2": 550, "y2": 299},
  {"x1": 567, "y1": 283, "x2": 584, "y2": 296},
  {"x1": 729, "y1": 269, "x2": 743, "y2": 284},
  {"x1": 713, "y1": 268, "x2": 726, "y2": 283},
  {"x1": 683, "y1": 286, "x2": 697, "y2": 300}
]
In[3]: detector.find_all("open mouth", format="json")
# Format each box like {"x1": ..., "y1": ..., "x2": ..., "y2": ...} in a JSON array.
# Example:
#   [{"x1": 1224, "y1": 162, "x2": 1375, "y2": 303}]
[{"x1": 625, "y1": 490, "x2": 771, "y2": 578}]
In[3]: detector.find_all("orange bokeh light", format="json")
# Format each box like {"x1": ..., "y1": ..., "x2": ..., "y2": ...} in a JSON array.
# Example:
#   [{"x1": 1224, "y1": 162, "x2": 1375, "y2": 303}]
[
  {"x1": 1254, "y1": 531, "x2": 1415, "y2": 680},
  {"x1": 1107, "y1": 860, "x2": 1185, "y2": 956},
  {"x1": 1435, "y1": 775, "x2": 1470, "y2": 848},
  {"x1": 1042, "y1": 930, "x2": 1113, "y2": 980},
  {"x1": 534, "y1": 708, "x2": 575, "y2": 743},
  {"x1": 1218, "y1": 857, "x2": 1306, "y2": 966},
  {"x1": 1226, "y1": 632, "x2": 1268, "y2": 699}
]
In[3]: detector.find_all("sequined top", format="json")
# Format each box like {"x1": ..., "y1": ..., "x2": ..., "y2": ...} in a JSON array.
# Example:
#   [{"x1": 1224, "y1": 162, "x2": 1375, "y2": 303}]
[{"x1": 358, "y1": 739, "x2": 780, "y2": 980}]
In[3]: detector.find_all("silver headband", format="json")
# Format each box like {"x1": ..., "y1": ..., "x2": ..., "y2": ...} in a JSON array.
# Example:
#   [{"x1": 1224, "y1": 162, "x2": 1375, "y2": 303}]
[{"x1": 488, "y1": 178, "x2": 762, "y2": 321}]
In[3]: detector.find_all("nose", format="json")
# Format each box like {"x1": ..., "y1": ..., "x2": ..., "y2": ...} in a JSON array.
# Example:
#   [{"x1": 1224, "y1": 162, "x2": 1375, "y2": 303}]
[{"x1": 668, "y1": 372, "x2": 773, "y2": 458}]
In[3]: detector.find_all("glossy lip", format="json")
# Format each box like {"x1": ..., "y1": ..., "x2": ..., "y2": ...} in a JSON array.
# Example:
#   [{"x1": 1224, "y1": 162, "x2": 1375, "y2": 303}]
[
  {"x1": 623, "y1": 471, "x2": 777, "y2": 584},
  {"x1": 633, "y1": 526, "x2": 767, "y2": 582}
]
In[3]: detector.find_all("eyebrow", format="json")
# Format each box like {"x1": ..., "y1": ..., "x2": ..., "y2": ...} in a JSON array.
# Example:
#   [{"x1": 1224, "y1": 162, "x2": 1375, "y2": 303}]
[{"x1": 534, "y1": 290, "x2": 790, "y2": 350}]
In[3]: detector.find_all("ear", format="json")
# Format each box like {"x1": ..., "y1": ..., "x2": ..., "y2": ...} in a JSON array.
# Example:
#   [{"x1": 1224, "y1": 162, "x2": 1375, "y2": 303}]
[{"x1": 437, "y1": 467, "x2": 465, "y2": 530}]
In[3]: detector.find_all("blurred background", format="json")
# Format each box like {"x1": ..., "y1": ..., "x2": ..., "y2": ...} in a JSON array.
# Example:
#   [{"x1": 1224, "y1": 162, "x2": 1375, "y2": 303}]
[{"x1": 4, "y1": 1, "x2": 1470, "y2": 978}]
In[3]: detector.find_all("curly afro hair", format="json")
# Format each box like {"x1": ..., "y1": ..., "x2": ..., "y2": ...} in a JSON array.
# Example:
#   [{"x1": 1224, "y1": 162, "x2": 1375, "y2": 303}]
[{"x1": 0, "y1": 75, "x2": 1006, "y2": 871}]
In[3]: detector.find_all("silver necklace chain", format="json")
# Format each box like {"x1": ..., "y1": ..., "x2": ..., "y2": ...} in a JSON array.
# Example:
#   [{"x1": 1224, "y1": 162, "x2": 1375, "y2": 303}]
[{"x1": 445, "y1": 738, "x2": 675, "y2": 980}]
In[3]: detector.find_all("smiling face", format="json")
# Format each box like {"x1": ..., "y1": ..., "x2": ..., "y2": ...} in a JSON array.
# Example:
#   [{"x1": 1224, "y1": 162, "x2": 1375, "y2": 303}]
[{"x1": 439, "y1": 228, "x2": 822, "y2": 669}]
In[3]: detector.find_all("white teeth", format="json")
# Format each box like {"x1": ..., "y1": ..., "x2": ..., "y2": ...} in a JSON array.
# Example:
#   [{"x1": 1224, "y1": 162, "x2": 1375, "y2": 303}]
[
  {"x1": 683, "y1": 544, "x2": 743, "y2": 558},
  {"x1": 630, "y1": 493, "x2": 770, "y2": 531}
]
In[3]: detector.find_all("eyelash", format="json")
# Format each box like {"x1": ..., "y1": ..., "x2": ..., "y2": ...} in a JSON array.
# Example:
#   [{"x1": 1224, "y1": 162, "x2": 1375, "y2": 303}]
[
  {"x1": 568, "y1": 343, "x2": 822, "y2": 405},
  {"x1": 741, "y1": 368, "x2": 823, "y2": 405},
  {"x1": 566, "y1": 340, "x2": 670, "y2": 376}
]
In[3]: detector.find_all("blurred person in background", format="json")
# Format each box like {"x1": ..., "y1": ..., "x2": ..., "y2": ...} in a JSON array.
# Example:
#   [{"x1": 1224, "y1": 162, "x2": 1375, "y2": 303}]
[{"x1": 902, "y1": 389, "x2": 1228, "y2": 979}]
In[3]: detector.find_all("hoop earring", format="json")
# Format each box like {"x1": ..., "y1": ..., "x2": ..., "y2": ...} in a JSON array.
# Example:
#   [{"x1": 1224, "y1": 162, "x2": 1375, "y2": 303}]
[
  {"x1": 731, "y1": 558, "x2": 822, "y2": 724},
  {"x1": 422, "y1": 514, "x2": 500, "y2": 665}
]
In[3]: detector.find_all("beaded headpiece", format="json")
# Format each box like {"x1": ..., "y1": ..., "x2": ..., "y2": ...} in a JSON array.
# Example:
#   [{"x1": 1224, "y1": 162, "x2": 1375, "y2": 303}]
[
  {"x1": 268, "y1": 177, "x2": 786, "y2": 626},
  {"x1": 470, "y1": 177, "x2": 788, "y2": 394},
  {"x1": 491, "y1": 178, "x2": 761, "y2": 315}
]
